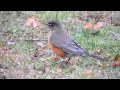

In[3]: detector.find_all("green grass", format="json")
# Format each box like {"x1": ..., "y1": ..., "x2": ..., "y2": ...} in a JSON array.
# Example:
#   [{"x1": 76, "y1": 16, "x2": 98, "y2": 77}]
[{"x1": 0, "y1": 11, "x2": 120, "y2": 79}]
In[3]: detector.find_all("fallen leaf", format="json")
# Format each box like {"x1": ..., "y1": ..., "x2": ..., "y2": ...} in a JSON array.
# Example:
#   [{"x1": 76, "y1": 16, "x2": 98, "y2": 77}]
[
  {"x1": 0, "y1": 47, "x2": 10, "y2": 57},
  {"x1": 51, "y1": 68, "x2": 62, "y2": 73},
  {"x1": 95, "y1": 60, "x2": 110, "y2": 67},
  {"x1": 93, "y1": 22, "x2": 103, "y2": 30},
  {"x1": 102, "y1": 63, "x2": 110, "y2": 67},
  {"x1": 41, "y1": 45, "x2": 48, "y2": 50},
  {"x1": 114, "y1": 53, "x2": 120, "y2": 62},
  {"x1": 99, "y1": 14, "x2": 106, "y2": 19},
  {"x1": 112, "y1": 53, "x2": 120, "y2": 67},
  {"x1": 94, "y1": 49, "x2": 103, "y2": 55},
  {"x1": 55, "y1": 68, "x2": 62, "y2": 73},
  {"x1": 54, "y1": 56, "x2": 60, "y2": 61},
  {"x1": 26, "y1": 17, "x2": 34, "y2": 26},
  {"x1": 84, "y1": 22, "x2": 92, "y2": 30},
  {"x1": 83, "y1": 69, "x2": 92, "y2": 75},
  {"x1": 26, "y1": 16, "x2": 40, "y2": 28}
]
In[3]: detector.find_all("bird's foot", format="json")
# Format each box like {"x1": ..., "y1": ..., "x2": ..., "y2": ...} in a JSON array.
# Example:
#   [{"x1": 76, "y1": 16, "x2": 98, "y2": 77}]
[
  {"x1": 59, "y1": 58, "x2": 71, "y2": 64},
  {"x1": 59, "y1": 58, "x2": 65, "y2": 62}
]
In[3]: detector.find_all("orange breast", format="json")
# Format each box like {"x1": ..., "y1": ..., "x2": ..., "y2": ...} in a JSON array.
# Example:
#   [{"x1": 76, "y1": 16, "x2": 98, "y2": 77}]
[{"x1": 48, "y1": 32, "x2": 66, "y2": 58}]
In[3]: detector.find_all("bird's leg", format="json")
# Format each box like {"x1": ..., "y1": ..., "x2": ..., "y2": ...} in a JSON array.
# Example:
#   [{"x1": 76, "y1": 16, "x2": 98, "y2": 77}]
[
  {"x1": 59, "y1": 57, "x2": 71, "y2": 64},
  {"x1": 62, "y1": 57, "x2": 71, "y2": 64},
  {"x1": 67, "y1": 57, "x2": 71, "y2": 62},
  {"x1": 65, "y1": 58, "x2": 71, "y2": 64}
]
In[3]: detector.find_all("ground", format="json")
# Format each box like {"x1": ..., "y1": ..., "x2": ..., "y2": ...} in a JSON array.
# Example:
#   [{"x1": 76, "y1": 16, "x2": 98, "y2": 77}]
[{"x1": 0, "y1": 11, "x2": 120, "y2": 79}]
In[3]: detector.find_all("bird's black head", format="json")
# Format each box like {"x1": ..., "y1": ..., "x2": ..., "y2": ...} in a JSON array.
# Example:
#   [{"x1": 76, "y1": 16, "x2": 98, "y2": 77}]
[{"x1": 47, "y1": 20, "x2": 62, "y2": 31}]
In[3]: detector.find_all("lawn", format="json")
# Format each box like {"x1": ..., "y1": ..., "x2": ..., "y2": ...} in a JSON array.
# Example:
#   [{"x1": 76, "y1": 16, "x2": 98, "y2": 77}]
[{"x1": 0, "y1": 11, "x2": 120, "y2": 79}]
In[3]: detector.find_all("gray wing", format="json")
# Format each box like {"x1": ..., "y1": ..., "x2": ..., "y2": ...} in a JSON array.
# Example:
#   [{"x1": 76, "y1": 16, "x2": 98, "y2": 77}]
[{"x1": 50, "y1": 35, "x2": 89, "y2": 57}]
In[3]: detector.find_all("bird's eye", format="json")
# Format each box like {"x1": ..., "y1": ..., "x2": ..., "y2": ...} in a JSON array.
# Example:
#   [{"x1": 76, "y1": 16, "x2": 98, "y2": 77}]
[
  {"x1": 49, "y1": 24, "x2": 52, "y2": 26},
  {"x1": 48, "y1": 24, "x2": 54, "y2": 27},
  {"x1": 48, "y1": 24, "x2": 51, "y2": 26}
]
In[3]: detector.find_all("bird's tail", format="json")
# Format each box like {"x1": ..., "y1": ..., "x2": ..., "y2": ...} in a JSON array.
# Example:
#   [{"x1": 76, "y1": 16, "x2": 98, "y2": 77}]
[
  {"x1": 89, "y1": 53, "x2": 104, "y2": 60},
  {"x1": 78, "y1": 49, "x2": 104, "y2": 61}
]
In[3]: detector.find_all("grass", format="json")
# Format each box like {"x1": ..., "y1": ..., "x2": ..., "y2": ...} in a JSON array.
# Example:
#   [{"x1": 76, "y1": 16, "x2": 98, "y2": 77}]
[{"x1": 0, "y1": 11, "x2": 120, "y2": 79}]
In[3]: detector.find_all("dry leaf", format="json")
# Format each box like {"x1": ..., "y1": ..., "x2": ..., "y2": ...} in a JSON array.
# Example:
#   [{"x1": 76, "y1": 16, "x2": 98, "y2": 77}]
[
  {"x1": 83, "y1": 69, "x2": 92, "y2": 75},
  {"x1": 26, "y1": 16, "x2": 40, "y2": 28},
  {"x1": 54, "y1": 68, "x2": 62, "y2": 73},
  {"x1": 84, "y1": 22, "x2": 92, "y2": 29},
  {"x1": 99, "y1": 14, "x2": 106, "y2": 19},
  {"x1": 95, "y1": 60, "x2": 110, "y2": 67},
  {"x1": 94, "y1": 49, "x2": 103, "y2": 55},
  {"x1": 112, "y1": 53, "x2": 120, "y2": 67},
  {"x1": 102, "y1": 63, "x2": 110, "y2": 67},
  {"x1": 0, "y1": 47, "x2": 10, "y2": 57},
  {"x1": 114, "y1": 53, "x2": 120, "y2": 62},
  {"x1": 54, "y1": 56, "x2": 60, "y2": 61},
  {"x1": 40, "y1": 45, "x2": 48, "y2": 50},
  {"x1": 26, "y1": 17, "x2": 35, "y2": 26},
  {"x1": 93, "y1": 22, "x2": 103, "y2": 30},
  {"x1": 51, "y1": 68, "x2": 62, "y2": 73}
]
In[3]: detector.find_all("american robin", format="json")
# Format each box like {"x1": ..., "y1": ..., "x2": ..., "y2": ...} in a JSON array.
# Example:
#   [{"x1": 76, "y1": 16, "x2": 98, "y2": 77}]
[{"x1": 46, "y1": 20, "x2": 104, "y2": 62}]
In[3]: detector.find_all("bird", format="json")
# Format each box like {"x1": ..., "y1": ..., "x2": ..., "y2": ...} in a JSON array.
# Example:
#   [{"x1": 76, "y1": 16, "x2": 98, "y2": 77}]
[{"x1": 46, "y1": 20, "x2": 104, "y2": 62}]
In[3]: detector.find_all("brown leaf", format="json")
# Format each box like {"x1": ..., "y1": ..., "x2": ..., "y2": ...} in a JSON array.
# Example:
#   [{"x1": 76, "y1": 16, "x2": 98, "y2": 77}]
[
  {"x1": 0, "y1": 47, "x2": 10, "y2": 57},
  {"x1": 55, "y1": 68, "x2": 62, "y2": 73},
  {"x1": 94, "y1": 49, "x2": 103, "y2": 55},
  {"x1": 93, "y1": 22, "x2": 103, "y2": 30},
  {"x1": 26, "y1": 16, "x2": 40, "y2": 28},
  {"x1": 114, "y1": 53, "x2": 120, "y2": 62},
  {"x1": 112, "y1": 53, "x2": 120, "y2": 67},
  {"x1": 40, "y1": 44, "x2": 48, "y2": 50},
  {"x1": 53, "y1": 56, "x2": 60, "y2": 61},
  {"x1": 99, "y1": 14, "x2": 106, "y2": 19},
  {"x1": 83, "y1": 69, "x2": 92, "y2": 75},
  {"x1": 95, "y1": 61, "x2": 110, "y2": 67},
  {"x1": 51, "y1": 68, "x2": 62, "y2": 73},
  {"x1": 102, "y1": 63, "x2": 110, "y2": 67},
  {"x1": 84, "y1": 22, "x2": 92, "y2": 30}
]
